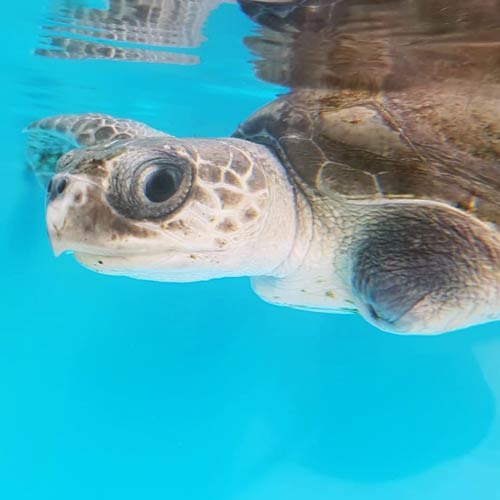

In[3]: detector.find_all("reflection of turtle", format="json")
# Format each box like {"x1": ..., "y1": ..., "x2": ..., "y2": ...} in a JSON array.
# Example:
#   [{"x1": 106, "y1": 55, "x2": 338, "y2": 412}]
[
  {"x1": 36, "y1": 0, "x2": 234, "y2": 64},
  {"x1": 27, "y1": 1, "x2": 500, "y2": 334}
]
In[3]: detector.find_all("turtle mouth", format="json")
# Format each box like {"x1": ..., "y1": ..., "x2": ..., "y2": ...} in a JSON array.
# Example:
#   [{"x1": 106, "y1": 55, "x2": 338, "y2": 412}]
[
  {"x1": 49, "y1": 235, "x2": 146, "y2": 259},
  {"x1": 74, "y1": 250, "x2": 169, "y2": 266},
  {"x1": 73, "y1": 250, "x2": 171, "y2": 280},
  {"x1": 72, "y1": 249, "x2": 223, "y2": 283}
]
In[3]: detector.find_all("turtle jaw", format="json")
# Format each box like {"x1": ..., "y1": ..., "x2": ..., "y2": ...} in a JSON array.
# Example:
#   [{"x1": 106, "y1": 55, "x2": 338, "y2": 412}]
[{"x1": 72, "y1": 250, "x2": 242, "y2": 283}]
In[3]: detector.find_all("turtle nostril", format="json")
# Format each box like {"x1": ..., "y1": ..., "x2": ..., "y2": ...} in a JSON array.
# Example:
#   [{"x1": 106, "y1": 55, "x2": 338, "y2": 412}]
[
  {"x1": 47, "y1": 176, "x2": 69, "y2": 202},
  {"x1": 57, "y1": 177, "x2": 67, "y2": 194}
]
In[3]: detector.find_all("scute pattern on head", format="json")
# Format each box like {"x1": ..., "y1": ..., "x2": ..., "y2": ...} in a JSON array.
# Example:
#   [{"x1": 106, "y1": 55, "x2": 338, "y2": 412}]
[{"x1": 163, "y1": 139, "x2": 270, "y2": 245}]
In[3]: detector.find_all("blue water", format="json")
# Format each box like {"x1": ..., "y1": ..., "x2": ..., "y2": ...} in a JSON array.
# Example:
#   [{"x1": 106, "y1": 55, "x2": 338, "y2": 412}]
[{"x1": 2, "y1": 1, "x2": 500, "y2": 499}]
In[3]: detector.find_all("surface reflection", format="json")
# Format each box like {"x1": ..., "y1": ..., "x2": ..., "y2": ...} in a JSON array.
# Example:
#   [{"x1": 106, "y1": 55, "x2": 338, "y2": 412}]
[
  {"x1": 242, "y1": 0, "x2": 500, "y2": 90},
  {"x1": 36, "y1": 0, "x2": 234, "y2": 63}
]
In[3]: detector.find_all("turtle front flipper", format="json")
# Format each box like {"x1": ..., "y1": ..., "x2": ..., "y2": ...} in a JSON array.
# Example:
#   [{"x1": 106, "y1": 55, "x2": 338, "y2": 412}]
[
  {"x1": 25, "y1": 113, "x2": 167, "y2": 187},
  {"x1": 351, "y1": 204, "x2": 500, "y2": 334}
]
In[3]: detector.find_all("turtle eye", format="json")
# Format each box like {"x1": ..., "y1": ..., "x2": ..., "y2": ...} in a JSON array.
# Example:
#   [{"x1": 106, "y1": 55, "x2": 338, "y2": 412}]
[
  {"x1": 143, "y1": 167, "x2": 182, "y2": 203},
  {"x1": 108, "y1": 149, "x2": 193, "y2": 220}
]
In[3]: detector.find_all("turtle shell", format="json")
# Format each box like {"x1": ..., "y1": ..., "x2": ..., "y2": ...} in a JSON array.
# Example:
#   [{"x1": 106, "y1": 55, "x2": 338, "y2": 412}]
[{"x1": 234, "y1": 87, "x2": 500, "y2": 226}]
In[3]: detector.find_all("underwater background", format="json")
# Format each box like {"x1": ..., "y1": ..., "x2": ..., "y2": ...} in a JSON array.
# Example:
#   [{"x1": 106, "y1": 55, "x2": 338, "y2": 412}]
[{"x1": 2, "y1": 0, "x2": 500, "y2": 498}]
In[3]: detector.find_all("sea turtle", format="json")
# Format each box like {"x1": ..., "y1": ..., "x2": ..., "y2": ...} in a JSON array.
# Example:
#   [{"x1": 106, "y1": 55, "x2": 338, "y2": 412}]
[{"x1": 26, "y1": 0, "x2": 500, "y2": 334}]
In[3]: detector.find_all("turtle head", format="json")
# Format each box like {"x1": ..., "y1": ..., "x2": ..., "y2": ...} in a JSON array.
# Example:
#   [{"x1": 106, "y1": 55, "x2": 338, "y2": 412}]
[{"x1": 45, "y1": 136, "x2": 297, "y2": 282}]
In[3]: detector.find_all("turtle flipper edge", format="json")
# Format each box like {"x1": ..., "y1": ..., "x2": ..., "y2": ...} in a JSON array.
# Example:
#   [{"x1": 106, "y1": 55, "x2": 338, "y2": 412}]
[{"x1": 25, "y1": 113, "x2": 167, "y2": 187}]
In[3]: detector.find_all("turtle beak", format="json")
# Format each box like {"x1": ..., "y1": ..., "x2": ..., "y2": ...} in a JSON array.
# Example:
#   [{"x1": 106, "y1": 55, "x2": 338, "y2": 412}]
[
  {"x1": 45, "y1": 172, "x2": 101, "y2": 257},
  {"x1": 45, "y1": 171, "x2": 153, "y2": 258},
  {"x1": 46, "y1": 173, "x2": 72, "y2": 256},
  {"x1": 48, "y1": 227, "x2": 68, "y2": 257}
]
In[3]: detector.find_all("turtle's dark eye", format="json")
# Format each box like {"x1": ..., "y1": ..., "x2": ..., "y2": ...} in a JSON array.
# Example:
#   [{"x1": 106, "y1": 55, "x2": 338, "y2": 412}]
[
  {"x1": 144, "y1": 168, "x2": 180, "y2": 203},
  {"x1": 107, "y1": 148, "x2": 193, "y2": 220}
]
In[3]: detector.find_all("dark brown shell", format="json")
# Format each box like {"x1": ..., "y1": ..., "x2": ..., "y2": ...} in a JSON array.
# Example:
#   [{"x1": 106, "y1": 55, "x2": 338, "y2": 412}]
[{"x1": 234, "y1": 87, "x2": 500, "y2": 225}]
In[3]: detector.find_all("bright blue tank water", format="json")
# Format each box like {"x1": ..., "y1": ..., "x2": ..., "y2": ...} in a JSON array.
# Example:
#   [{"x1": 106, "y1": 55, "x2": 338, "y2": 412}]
[{"x1": 2, "y1": 1, "x2": 500, "y2": 499}]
